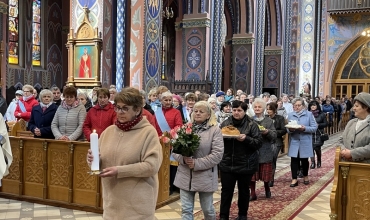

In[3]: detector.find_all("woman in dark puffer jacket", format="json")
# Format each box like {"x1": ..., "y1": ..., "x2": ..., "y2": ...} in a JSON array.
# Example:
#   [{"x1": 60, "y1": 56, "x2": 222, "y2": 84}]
[
  {"x1": 219, "y1": 100, "x2": 262, "y2": 220},
  {"x1": 308, "y1": 100, "x2": 328, "y2": 169},
  {"x1": 266, "y1": 102, "x2": 287, "y2": 187}
]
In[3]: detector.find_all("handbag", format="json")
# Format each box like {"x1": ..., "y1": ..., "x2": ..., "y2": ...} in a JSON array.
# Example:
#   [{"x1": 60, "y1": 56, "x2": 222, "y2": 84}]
[{"x1": 318, "y1": 129, "x2": 329, "y2": 142}]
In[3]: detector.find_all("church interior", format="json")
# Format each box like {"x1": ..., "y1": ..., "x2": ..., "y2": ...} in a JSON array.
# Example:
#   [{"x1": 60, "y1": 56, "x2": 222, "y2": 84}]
[{"x1": 0, "y1": 0, "x2": 370, "y2": 219}]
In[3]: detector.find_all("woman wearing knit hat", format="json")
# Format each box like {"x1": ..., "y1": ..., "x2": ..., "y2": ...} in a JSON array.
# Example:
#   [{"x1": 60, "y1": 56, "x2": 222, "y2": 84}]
[
  {"x1": 4, "y1": 90, "x2": 23, "y2": 122},
  {"x1": 340, "y1": 92, "x2": 370, "y2": 163}
]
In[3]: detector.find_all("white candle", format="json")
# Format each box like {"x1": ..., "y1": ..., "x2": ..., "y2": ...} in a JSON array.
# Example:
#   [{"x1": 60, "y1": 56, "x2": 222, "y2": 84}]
[{"x1": 90, "y1": 130, "x2": 99, "y2": 171}]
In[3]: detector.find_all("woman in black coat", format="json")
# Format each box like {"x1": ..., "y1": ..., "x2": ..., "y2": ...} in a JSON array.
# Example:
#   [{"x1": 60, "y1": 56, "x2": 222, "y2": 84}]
[
  {"x1": 28, "y1": 89, "x2": 58, "y2": 139},
  {"x1": 219, "y1": 101, "x2": 262, "y2": 219},
  {"x1": 266, "y1": 102, "x2": 287, "y2": 187},
  {"x1": 308, "y1": 100, "x2": 328, "y2": 168}
]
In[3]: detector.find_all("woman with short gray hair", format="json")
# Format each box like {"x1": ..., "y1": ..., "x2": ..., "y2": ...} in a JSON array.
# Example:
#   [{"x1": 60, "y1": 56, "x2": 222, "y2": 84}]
[
  {"x1": 287, "y1": 97, "x2": 317, "y2": 187},
  {"x1": 28, "y1": 89, "x2": 58, "y2": 139}
]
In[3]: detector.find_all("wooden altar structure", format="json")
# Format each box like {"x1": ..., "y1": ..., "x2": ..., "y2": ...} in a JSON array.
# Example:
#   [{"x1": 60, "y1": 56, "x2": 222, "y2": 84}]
[{"x1": 66, "y1": 7, "x2": 102, "y2": 88}]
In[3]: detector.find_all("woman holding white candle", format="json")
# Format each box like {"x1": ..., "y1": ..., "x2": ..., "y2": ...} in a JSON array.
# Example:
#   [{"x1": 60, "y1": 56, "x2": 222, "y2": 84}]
[{"x1": 87, "y1": 87, "x2": 162, "y2": 220}]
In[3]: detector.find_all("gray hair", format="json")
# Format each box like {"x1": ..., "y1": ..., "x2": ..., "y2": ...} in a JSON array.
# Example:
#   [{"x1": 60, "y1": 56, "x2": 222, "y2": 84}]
[
  {"x1": 139, "y1": 90, "x2": 147, "y2": 97},
  {"x1": 159, "y1": 91, "x2": 173, "y2": 100},
  {"x1": 207, "y1": 97, "x2": 216, "y2": 103},
  {"x1": 291, "y1": 97, "x2": 305, "y2": 106},
  {"x1": 77, "y1": 92, "x2": 89, "y2": 99},
  {"x1": 270, "y1": 95, "x2": 277, "y2": 102},
  {"x1": 252, "y1": 98, "x2": 267, "y2": 110},
  {"x1": 39, "y1": 89, "x2": 53, "y2": 99}
]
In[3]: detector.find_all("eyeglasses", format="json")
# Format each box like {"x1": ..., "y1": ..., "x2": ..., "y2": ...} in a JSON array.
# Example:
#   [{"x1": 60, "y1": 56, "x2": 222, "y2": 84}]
[
  {"x1": 114, "y1": 105, "x2": 131, "y2": 113},
  {"x1": 294, "y1": 104, "x2": 303, "y2": 107},
  {"x1": 23, "y1": 90, "x2": 31, "y2": 93}
]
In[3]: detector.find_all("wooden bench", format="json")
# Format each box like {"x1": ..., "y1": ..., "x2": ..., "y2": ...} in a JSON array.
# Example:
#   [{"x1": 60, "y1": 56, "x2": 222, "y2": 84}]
[
  {"x1": 0, "y1": 137, "x2": 171, "y2": 213},
  {"x1": 330, "y1": 147, "x2": 370, "y2": 219}
]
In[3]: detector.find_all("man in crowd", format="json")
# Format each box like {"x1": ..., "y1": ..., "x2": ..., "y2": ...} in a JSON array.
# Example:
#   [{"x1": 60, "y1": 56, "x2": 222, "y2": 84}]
[
  {"x1": 51, "y1": 87, "x2": 62, "y2": 106},
  {"x1": 282, "y1": 93, "x2": 293, "y2": 114}
]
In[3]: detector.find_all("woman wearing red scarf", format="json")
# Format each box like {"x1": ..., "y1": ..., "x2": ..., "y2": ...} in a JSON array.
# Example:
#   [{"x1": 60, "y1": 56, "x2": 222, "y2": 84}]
[
  {"x1": 14, "y1": 84, "x2": 39, "y2": 122},
  {"x1": 87, "y1": 87, "x2": 162, "y2": 220}
]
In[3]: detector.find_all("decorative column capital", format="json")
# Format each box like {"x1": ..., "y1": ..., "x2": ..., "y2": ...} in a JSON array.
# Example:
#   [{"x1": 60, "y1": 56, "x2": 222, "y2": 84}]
[
  {"x1": 232, "y1": 37, "x2": 255, "y2": 45},
  {"x1": 182, "y1": 18, "x2": 211, "y2": 28},
  {"x1": 264, "y1": 49, "x2": 283, "y2": 55},
  {"x1": 175, "y1": 21, "x2": 182, "y2": 31},
  {"x1": 0, "y1": 2, "x2": 8, "y2": 14}
]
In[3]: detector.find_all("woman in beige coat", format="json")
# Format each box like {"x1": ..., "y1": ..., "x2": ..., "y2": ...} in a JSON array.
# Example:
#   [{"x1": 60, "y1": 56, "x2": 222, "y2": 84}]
[
  {"x1": 87, "y1": 87, "x2": 163, "y2": 220},
  {"x1": 172, "y1": 101, "x2": 224, "y2": 219},
  {"x1": 340, "y1": 92, "x2": 370, "y2": 163}
]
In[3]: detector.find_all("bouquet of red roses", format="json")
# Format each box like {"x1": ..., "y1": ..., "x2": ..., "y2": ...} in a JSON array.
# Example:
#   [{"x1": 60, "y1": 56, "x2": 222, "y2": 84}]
[{"x1": 160, "y1": 123, "x2": 201, "y2": 157}]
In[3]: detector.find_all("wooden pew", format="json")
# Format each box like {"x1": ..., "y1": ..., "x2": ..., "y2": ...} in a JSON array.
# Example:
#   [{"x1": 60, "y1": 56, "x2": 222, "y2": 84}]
[
  {"x1": 0, "y1": 136, "x2": 171, "y2": 213},
  {"x1": 330, "y1": 147, "x2": 370, "y2": 219}
]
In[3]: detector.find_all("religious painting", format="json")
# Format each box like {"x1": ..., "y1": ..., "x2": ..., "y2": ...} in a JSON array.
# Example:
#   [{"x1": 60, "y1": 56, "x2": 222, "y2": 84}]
[{"x1": 74, "y1": 45, "x2": 96, "y2": 78}]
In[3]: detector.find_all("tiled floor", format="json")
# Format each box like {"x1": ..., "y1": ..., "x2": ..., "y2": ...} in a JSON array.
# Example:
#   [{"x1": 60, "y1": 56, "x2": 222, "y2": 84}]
[{"x1": 0, "y1": 133, "x2": 341, "y2": 220}]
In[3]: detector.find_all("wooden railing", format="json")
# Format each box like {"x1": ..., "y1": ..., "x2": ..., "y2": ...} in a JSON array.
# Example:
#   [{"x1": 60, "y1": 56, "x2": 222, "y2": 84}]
[
  {"x1": 172, "y1": 79, "x2": 213, "y2": 95},
  {"x1": 0, "y1": 137, "x2": 170, "y2": 213},
  {"x1": 330, "y1": 147, "x2": 370, "y2": 219}
]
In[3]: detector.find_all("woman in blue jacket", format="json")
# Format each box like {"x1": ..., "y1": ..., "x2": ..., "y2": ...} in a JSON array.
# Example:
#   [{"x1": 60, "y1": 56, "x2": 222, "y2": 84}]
[
  {"x1": 287, "y1": 97, "x2": 317, "y2": 187},
  {"x1": 28, "y1": 89, "x2": 58, "y2": 139}
]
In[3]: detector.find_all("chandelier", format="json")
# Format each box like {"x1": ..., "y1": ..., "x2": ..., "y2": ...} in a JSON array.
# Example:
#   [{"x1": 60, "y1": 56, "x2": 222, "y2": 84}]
[
  {"x1": 362, "y1": 30, "x2": 370, "y2": 37},
  {"x1": 162, "y1": 1, "x2": 174, "y2": 19}
]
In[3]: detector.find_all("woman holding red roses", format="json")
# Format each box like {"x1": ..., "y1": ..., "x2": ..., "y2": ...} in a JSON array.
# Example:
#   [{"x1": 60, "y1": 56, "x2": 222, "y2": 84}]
[{"x1": 172, "y1": 101, "x2": 224, "y2": 220}]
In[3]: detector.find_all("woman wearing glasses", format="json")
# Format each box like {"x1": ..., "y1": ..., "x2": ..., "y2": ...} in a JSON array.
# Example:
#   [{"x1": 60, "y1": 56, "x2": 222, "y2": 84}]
[
  {"x1": 287, "y1": 97, "x2": 317, "y2": 187},
  {"x1": 87, "y1": 87, "x2": 162, "y2": 219},
  {"x1": 51, "y1": 86, "x2": 87, "y2": 141},
  {"x1": 83, "y1": 88, "x2": 116, "y2": 141},
  {"x1": 14, "y1": 84, "x2": 39, "y2": 122}
]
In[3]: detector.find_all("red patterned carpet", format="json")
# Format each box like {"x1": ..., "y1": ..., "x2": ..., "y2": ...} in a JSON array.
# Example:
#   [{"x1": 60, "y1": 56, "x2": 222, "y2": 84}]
[{"x1": 194, "y1": 146, "x2": 336, "y2": 220}]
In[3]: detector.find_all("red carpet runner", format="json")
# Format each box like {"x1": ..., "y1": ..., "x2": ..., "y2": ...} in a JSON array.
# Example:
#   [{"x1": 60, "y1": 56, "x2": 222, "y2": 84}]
[{"x1": 194, "y1": 146, "x2": 336, "y2": 220}]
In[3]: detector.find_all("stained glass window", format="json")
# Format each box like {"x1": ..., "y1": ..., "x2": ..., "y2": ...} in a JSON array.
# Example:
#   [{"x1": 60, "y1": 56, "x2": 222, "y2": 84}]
[
  {"x1": 32, "y1": 0, "x2": 41, "y2": 66},
  {"x1": 8, "y1": 0, "x2": 19, "y2": 65}
]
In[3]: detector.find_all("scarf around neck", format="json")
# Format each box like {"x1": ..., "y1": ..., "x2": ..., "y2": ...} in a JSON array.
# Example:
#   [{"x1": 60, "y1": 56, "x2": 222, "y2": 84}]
[
  {"x1": 61, "y1": 100, "x2": 79, "y2": 110},
  {"x1": 193, "y1": 119, "x2": 210, "y2": 133},
  {"x1": 115, "y1": 113, "x2": 143, "y2": 131},
  {"x1": 311, "y1": 109, "x2": 319, "y2": 117},
  {"x1": 23, "y1": 95, "x2": 33, "y2": 102},
  {"x1": 40, "y1": 102, "x2": 52, "y2": 109}
]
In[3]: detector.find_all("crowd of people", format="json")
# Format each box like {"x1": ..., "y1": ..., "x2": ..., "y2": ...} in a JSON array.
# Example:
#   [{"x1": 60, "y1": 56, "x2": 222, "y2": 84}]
[{"x1": 1, "y1": 84, "x2": 369, "y2": 219}]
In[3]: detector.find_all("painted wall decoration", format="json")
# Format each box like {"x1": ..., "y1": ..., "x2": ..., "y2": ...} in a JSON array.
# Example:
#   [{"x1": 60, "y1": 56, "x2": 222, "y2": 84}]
[
  {"x1": 101, "y1": 0, "x2": 113, "y2": 88},
  {"x1": 298, "y1": 0, "x2": 316, "y2": 97},
  {"x1": 318, "y1": 0, "x2": 327, "y2": 97},
  {"x1": 144, "y1": 0, "x2": 161, "y2": 91},
  {"x1": 116, "y1": 0, "x2": 125, "y2": 91},
  {"x1": 264, "y1": 56, "x2": 280, "y2": 88},
  {"x1": 328, "y1": 14, "x2": 370, "y2": 61},
  {"x1": 47, "y1": 1, "x2": 63, "y2": 88},
  {"x1": 254, "y1": 0, "x2": 266, "y2": 95},
  {"x1": 130, "y1": 0, "x2": 144, "y2": 90},
  {"x1": 184, "y1": 29, "x2": 204, "y2": 80},
  {"x1": 73, "y1": 0, "x2": 101, "y2": 30},
  {"x1": 233, "y1": 45, "x2": 250, "y2": 92}
]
